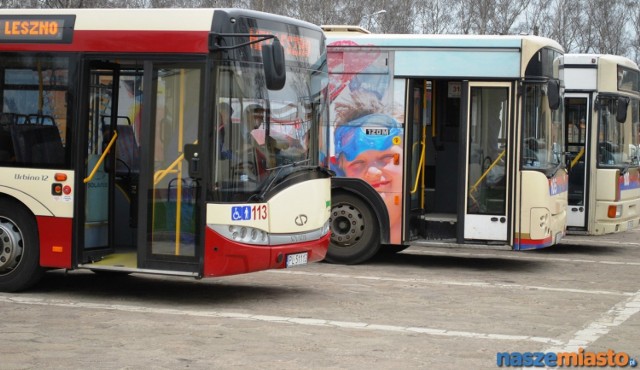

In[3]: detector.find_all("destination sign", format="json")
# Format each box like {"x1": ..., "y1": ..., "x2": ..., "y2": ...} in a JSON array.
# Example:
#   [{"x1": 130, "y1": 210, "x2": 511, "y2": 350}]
[
  {"x1": 250, "y1": 28, "x2": 311, "y2": 59},
  {"x1": 0, "y1": 15, "x2": 75, "y2": 43}
]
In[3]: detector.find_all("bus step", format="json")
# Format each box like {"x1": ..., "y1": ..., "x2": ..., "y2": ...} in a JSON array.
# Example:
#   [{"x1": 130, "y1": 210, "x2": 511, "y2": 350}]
[{"x1": 420, "y1": 218, "x2": 456, "y2": 240}]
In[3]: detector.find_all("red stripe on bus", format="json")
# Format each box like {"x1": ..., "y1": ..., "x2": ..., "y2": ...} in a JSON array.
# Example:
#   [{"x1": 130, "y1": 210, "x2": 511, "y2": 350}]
[
  {"x1": 37, "y1": 216, "x2": 72, "y2": 269},
  {"x1": 203, "y1": 227, "x2": 329, "y2": 277},
  {"x1": 0, "y1": 30, "x2": 209, "y2": 53},
  {"x1": 514, "y1": 234, "x2": 554, "y2": 250}
]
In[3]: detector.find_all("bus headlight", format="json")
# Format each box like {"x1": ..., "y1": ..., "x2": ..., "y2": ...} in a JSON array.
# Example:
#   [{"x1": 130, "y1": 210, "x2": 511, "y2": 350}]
[
  {"x1": 227, "y1": 225, "x2": 269, "y2": 245},
  {"x1": 321, "y1": 220, "x2": 331, "y2": 236}
]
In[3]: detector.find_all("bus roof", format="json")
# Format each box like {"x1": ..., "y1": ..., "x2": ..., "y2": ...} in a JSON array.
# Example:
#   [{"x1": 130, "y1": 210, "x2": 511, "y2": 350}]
[
  {"x1": 563, "y1": 53, "x2": 640, "y2": 93},
  {"x1": 325, "y1": 29, "x2": 564, "y2": 79},
  {"x1": 321, "y1": 25, "x2": 371, "y2": 34},
  {"x1": 0, "y1": 8, "x2": 217, "y2": 31},
  {"x1": 564, "y1": 53, "x2": 639, "y2": 71},
  {"x1": 323, "y1": 29, "x2": 563, "y2": 51},
  {"x1": 0, "y1": 8, "x2": 323, "y2": 53}
]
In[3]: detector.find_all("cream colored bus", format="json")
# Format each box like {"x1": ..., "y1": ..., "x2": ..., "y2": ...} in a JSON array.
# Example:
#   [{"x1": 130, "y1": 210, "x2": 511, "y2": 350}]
[
  {"x1": 322, "y1": 26, "x2": 568, "y2": 264},
  {"x1": 563, "y1": 54, "x2": 640, "y2": 234}
]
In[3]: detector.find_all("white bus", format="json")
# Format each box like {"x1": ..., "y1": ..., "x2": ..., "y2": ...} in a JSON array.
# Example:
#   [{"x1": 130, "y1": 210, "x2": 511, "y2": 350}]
[
  {"x1": 322, "y1": 26, "x2": 567, "y2": 264},
  {"x1": 0, "y1": 8, "x2": 332, "y2": 292},
  {"x1": 562, "y1": 54, "x2": 640, "y2": 234}
]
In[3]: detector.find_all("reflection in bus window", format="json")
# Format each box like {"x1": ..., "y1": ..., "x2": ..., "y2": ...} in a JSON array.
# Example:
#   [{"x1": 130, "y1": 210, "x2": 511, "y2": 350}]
[
  {"x1": 521, "y1": 83, "x2": 564, "y2": 173},
  {"x1": 597, "y1": 97, "x2": 625, "y2": 166},
  {"x1": 212, "y1": 63, "x2": 319, "y2": 203}
]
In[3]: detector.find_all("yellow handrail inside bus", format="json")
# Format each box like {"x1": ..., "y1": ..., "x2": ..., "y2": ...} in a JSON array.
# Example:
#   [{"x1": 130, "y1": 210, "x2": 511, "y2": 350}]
[
  {"x1": 173, "y1": 69, "x2": 187, "y2": 256},
  {"x1": 153, "y1": 154, "x2": 184, "y2": 185},
  {"x1": 469, "y1": 149, "x2": 506, "y2": 194},
  {"x1": 411, "y1": 139, "x2": 425, "y2": 194},
  {"x1": 152, "y1": 139, "x2": 198, "y2": 185},
  {"x1": 83, "y1": 131, "x2": 118, "y2": 183},
  {"x1": 571, "y1": 147, "x2": 585, "y2": 169}
]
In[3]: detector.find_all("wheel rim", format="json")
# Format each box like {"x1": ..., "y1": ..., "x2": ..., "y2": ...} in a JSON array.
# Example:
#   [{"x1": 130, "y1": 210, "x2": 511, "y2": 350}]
[
  {"x1": 0, "y1": 217, "x2": 24, "y2": 275},
  {"x1": 330, "y1": 203, "x2": 364, "y2": 247}
]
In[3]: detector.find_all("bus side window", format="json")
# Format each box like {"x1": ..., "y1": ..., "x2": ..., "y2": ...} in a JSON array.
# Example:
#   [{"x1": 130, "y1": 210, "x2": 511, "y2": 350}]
[
  {"x1": 10, "y1": 124, "x2": 64, "y2": 165},
  {"x1": 0, "y1": 128, "x2": 13, "y2": 162}
]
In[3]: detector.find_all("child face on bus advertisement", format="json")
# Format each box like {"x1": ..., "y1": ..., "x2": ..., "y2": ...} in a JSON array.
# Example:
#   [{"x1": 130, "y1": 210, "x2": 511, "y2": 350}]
[
  {"x1": 338, "y1": 139, "x2": 402, "y2": 193},
  {"x1": 333, "y1": 113, "x2": 403, "y2": 219}
]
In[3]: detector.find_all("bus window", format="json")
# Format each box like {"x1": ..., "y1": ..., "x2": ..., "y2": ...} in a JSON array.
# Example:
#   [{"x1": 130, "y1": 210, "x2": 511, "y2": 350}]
[
  {"x1": 632, "y1": 99, "x2": 640, "y2": 163},
  {"x1": 521, "y1": 83, "x2": 564, "y2": 173},
  {"x1": 212, "y1": 64, "x2": 316, "y2": 203},
  {"x1": 597, "y1": 97, "x2": 625, "y2": 166},
  {"x1": 0, "y1": 54, "x2": 70, "y2": 168}
]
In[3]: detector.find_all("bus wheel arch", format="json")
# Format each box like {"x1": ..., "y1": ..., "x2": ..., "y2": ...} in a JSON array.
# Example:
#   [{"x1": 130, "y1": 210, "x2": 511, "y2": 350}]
[
  {"x1": 326, "y1": 179, "x2": 389, "y2": 264},
  {"x1": 0, "y1": 196, "x2": 44, "y2": 292}
]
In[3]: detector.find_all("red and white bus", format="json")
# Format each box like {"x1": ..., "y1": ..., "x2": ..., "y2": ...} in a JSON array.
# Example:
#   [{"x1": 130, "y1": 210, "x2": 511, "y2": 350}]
[{"x1": 0, "y1": 8, "x2": 332, "y2": 292}]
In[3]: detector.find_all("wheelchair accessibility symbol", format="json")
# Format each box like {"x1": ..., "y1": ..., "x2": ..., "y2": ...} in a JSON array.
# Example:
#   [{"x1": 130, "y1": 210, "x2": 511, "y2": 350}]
[{"x1": 231, "y1": 206, "x2": 251, "y2": 221}]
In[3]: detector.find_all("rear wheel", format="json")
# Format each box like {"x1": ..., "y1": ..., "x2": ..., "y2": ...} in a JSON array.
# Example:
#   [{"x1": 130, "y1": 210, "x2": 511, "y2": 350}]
[
  {"x1": 325, "y1": 192, "x2": 380, "y2": 264},
  {"x1": 0, "y1": 198, "x2": 44, "y2": 292}
]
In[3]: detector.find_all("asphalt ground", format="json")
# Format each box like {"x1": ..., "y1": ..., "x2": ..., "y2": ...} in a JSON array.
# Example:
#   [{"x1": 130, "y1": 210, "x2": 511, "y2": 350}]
[{"x1": 1, "y1": 228, "x2": 639, "y2": 369}]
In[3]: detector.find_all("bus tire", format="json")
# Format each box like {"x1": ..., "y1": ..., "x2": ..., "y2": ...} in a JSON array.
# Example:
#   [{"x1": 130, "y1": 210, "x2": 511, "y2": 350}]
[
  {"x1": 377, "y1": 244, "x2": 410, "y2": 255},
  {"x1": 0, "y1": 198, "x2": 44, "y2": 292},
  {"x1": 325, "y1": 192, "x2": 380, "y2": 264}
]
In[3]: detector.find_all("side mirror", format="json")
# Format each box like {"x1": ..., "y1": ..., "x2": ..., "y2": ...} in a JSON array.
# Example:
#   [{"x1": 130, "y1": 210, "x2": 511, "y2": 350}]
[
  {"x1": 616, "y1": 97, "x2": 629, "y2": 123},
  {"x1": 547, "y1": 80, "x2": 561, "y2": 110},
  {"x1": 262, "y1": 38, "x2": 286, "y2": 91}
]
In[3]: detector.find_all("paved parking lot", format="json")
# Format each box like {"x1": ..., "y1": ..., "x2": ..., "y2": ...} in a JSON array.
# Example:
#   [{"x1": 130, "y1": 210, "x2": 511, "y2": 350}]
[{"x1": 1, "y1": 229, "x2": 639, "y2": 369}]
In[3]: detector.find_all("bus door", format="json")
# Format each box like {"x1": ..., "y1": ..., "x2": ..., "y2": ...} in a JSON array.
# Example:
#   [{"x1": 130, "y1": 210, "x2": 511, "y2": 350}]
[
  {"x1": 136, "y1": 62, "x2": 203, "y2": 273},
  {"x1": 81, "y1": 60, "x2": 202, "y2": 274},
  {"x1": 463, "y1": 82, "x2": 511, "y2": 242},
  {"x1": 564, "y1": 94, "x2": 590, "y2": 228},
  {"x1": 410, "y1": 80, "x2": 462, "y2": 241},
  {"x1": 82, "y1": 62, "x2": 122, "y2": 261},
  {"x1": 406, "y1": 79, "x2": 428, "y2": 241}
]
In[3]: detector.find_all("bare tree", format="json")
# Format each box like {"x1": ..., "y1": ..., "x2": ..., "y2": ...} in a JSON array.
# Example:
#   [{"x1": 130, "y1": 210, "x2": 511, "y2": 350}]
[
  {"x1": 414, "y1": 0, "x2": 458, "y2": 34},
  {"x1": 375, "y1": 0, "x2": 414, "y2": 33},
  {"x1": 286, "y1": 0, "x2": 362, "y2": 26},
  {"x1": 2, "y1": 0, "x2": 639, "y2": 63},
  {"x1": 453, "y1": 0, "x2": 528, "y2": 35},
  {"x1": 453, "y1": 0, "x2": 475, "y2": 34},
  {"x1": 633, "y1": 1, "x2": 640, "y2": 64},
  {"x1": 492, "y1": 0, "x2": 531, "y2": 34}
]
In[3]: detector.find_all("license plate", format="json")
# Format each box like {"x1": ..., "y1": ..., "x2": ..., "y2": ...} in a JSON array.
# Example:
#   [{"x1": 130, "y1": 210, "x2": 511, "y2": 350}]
[{"x1": 286, "y1": 252, "x2": 308, "y2": 267}]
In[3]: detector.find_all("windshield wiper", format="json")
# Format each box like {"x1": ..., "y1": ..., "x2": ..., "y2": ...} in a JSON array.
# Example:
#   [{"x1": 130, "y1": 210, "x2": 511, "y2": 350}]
[
  {"x1": 265, "y1": 158, "x2": 311, "y2": 171},
  {"x1": 549, "y1": 161, "x2": 564, "y2": 178},
  {"x1": 249, "y1": 159, "x2": 312, "y2": 202},
  {"x1": 621, "y1": 161, "x2": 636, "y2": 175}
]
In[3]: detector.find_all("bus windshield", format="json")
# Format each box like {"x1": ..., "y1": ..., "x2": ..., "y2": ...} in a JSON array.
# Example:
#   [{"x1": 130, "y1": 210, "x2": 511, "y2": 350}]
[
  {"x1": 521, "y1": 82, "x2": 564, "y2": 175},
  {"x1": 597, "y1": 97, "x2": 640, "y2": 167},
  {"x1": 213, "y1": 61, "x2": 322, "y2": 202}
]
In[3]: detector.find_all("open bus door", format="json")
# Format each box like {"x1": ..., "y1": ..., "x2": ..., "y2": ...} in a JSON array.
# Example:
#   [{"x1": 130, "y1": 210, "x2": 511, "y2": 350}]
[
  {"x1": 564, "y1": 94, "x2": 590, "y2": 229},
  {"x1": 81, "y1": 62, "x2": 121, "y2": 262},
  {"x1": 406, "y1": 80, "x2": 511, "y2": 245},
  {"x1": 79, "y1": 61, "x2": 202, "y2": 275},
  {"x1": 407, "y1": 79, "x2": 463, "y2": 241},
  {"x1": 462, "y1": 82, "x2": 511, "y2": 242}
]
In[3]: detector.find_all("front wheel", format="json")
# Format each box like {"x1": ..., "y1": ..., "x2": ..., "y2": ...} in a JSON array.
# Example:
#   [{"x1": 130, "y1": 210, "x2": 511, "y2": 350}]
[
  {"x1": 325, "y1": 192, "x2": 380, "y2": 265},
  {"x1": 0, "y1": 198, "x2": 44, "y2": 292}
]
